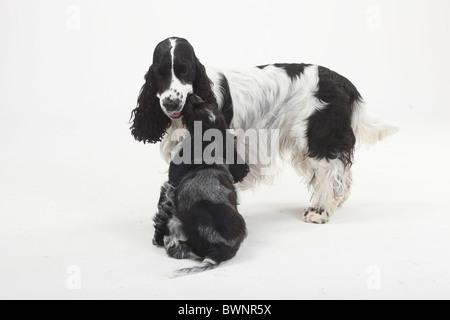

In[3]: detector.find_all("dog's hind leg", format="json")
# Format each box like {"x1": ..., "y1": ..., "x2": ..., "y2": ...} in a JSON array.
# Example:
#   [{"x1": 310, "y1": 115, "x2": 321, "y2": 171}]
[
  {"x1": 163, "y1": 216, "x2": 199, "y2": 260},
  {"x1": 301, "y1": 158, "x2": 352, "y2": 224},
  {"x1": 165, "y1": 239, "x2": 195, "y2": 260},
  {"x1": 153, "y1": 182, "x2": 176, "y2": 247}
]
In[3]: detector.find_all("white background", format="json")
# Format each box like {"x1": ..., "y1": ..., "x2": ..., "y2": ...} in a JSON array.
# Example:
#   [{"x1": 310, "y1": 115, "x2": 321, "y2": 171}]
[{"x1": 1, "y1": 0, "x2": 449, "y2": 300}]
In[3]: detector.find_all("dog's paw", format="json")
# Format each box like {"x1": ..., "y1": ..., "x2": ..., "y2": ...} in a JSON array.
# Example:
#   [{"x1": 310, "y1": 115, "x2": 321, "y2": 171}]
[
  {"x1": 303, "y1": 207, "x2": 330, "y2": 224},
  {"x1": 153, "y1": 231, "x2": 165, "y2": 247},
  {"x1": 164, "y1": 239, "x2": 193, "y2": 260}
]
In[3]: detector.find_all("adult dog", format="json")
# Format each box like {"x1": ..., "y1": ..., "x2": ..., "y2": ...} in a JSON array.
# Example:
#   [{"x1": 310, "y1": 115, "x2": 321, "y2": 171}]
[{"x1": 131, "y1": 37, "x2": 397, "y2": 224}]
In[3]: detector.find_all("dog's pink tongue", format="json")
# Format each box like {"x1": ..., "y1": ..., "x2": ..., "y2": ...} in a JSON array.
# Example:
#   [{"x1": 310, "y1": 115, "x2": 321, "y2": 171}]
[{"x1": 171, "y1": 112, "x2": 181, "y2": 118}]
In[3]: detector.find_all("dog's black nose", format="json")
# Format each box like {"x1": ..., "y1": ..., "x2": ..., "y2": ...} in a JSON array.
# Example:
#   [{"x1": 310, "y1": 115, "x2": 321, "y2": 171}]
[{"x1": 162, "y1": 99, "x2": 181, "y2": 111}]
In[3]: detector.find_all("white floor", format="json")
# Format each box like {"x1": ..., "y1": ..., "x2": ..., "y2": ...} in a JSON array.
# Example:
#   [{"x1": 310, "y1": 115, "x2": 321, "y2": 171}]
[{"x1": 1, "y1": 105, "x2": 449, "y2": 300}]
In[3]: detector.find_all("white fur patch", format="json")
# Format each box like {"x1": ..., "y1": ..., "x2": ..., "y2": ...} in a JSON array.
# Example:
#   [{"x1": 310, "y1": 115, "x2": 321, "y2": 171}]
[
  {"x1": 297, "y1": 158, "x2": 353, "y2": 224},
  {"x1": 159, "y1": 39, "x2": 193, "y2": 116},
  {"x1": 351, "y1": 101, "x2": 399, "y2": 147},
  {"x1": 222, "y1": 65, "x2": 324, "y2": 189}
]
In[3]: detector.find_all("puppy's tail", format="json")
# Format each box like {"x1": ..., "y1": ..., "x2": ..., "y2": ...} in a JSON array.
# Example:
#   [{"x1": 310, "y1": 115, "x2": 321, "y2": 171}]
[
  {"x1": 351, "y1": 100, "x2": 399, "y2": 147},
  {"x1": 172, "y1": 258, "x2": 219, "y2": 277}
]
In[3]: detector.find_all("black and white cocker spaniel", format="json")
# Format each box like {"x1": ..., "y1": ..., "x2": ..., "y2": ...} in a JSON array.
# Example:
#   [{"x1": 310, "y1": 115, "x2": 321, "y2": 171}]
[
  {"x1": 153, "y1": 94, "x2": 248, "y2": 276},
  {"x1": 131, "y1": 37, "x2": 398, "y2": 224}
]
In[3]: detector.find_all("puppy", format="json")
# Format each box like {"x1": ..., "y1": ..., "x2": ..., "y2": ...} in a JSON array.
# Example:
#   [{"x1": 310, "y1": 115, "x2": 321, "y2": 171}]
[{"x1": 153, "y1": 94, "x2": 249, "y2": 276}]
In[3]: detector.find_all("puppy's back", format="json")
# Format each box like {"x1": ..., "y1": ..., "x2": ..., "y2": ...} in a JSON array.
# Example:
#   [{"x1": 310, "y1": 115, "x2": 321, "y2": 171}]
[{"x1": 176, "y1": 165, "x2": 247, "y2": 263}]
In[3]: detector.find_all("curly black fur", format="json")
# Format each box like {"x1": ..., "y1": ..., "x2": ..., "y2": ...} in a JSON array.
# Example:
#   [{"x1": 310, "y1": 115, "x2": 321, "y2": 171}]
[
  {"x1": 130, "y1": 66, "x2": 171, "y2": 144},
  {"x1": 194, "y1": 59, "x2": 218, "y2": 107},
  {"x1": 307, "y1": 66, "x2": 359, "y2": 168}
]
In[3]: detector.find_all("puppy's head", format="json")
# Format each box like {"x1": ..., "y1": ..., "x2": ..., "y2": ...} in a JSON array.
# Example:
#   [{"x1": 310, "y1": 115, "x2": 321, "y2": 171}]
[
  {"x1": 182, "y1": 94, "x2": 250, "y2": 184},
  {"x1": 182, "y1": 94, "x2": 225, "y2": 134}
]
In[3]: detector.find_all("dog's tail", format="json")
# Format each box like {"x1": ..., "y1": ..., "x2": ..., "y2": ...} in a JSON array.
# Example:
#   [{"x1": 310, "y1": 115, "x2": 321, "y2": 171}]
[
  {"x1": 172, "y1": 258, "x2": 219, "y2": 277},
  {"x1": 351, "y1": 100, "x2": 399, "y2": 147}
]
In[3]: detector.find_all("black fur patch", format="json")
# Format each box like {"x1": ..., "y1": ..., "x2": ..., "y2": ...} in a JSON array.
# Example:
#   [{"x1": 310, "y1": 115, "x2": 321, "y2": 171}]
[
  {"x1": 176, "y1": 200, "x2": 246, "y2": 261},
  {"x1": 257, "y1": 63, "x2": 312, "y2": 80},
  {"x1": 153, "y1": 182, "x2": 175, "y2": 247},
  {"x1": 307, "y1": 66, "x2": 361, "y2": 167},
  {"x1": 217, "y1": 73, "x2": 234, "y2": 128}
]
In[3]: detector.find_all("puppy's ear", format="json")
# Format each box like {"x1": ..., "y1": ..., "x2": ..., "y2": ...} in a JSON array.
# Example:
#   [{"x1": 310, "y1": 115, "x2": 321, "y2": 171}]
[
  {"x1": 130, "y1": 66, "x2": 171, "y2": 144},
  {"x1": 182, "y1": 94, "x2": 204, "y2": 130},
  {"x1": 193, "y1": 59, "x2": 218, "y2": 107},
  {"x1": 183, "y1": 94, "x2": 203, "y2": 115},
  {"x1": 185, "y1": 94, "x2": 204, "y2": 106}
]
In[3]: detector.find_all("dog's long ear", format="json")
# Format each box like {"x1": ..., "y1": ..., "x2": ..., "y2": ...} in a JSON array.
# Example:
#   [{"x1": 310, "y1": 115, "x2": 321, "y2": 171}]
[
  {"x1": 193, "y1": 59, "x2": 218, "y2": 107},
  {"x1": 130, "y1": 66, "x2": 171, "y2": 144}
]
